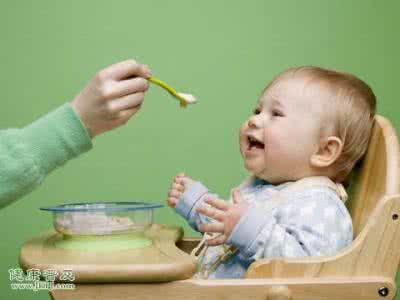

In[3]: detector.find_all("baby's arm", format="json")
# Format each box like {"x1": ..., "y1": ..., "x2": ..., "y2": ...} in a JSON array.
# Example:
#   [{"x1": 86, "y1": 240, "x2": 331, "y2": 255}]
[
  {"x1": 227, "y1": 188, "x2": 353, "y2": 264},
  {"x1": 167, "y1": 174, "x2": 219, "y2": 232}
]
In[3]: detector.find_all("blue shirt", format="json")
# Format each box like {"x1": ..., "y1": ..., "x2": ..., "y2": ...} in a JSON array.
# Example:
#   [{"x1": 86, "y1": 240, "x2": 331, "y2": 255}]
[{"x1": 176, "y1": 177, "x2": 353, "y2": 279}]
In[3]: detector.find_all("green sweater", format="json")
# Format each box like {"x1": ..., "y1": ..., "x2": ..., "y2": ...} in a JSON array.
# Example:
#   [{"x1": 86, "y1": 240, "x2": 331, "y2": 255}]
[{"x1": 0, "y1": 103, "x2": 92, "y2": 209}]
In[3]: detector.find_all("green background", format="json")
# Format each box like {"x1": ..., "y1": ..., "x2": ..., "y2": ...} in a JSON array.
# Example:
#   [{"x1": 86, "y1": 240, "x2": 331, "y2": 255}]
[{"x1": 1, "y1": 0, "x2": 399, "y2": 299}]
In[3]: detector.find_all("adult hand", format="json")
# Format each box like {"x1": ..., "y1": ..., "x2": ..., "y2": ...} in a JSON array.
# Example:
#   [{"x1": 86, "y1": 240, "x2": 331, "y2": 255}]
[{"x1": 71, "y1": 59, "x2": 151, "y2": 138}]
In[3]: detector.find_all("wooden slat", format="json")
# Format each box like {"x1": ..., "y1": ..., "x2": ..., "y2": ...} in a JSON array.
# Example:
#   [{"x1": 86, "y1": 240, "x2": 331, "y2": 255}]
[
  {"x1": 50, "y1": 277, "x2": 396, "y2": 300},
  {"x1": 351, "y1": 116, "x2": 400, "y2": 236}
]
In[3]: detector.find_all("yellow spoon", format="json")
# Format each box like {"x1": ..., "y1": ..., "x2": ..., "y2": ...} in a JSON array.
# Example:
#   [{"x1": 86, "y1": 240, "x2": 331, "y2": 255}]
[{"x1": 149, "y1": 77, "x2": 197, "y2": 108}]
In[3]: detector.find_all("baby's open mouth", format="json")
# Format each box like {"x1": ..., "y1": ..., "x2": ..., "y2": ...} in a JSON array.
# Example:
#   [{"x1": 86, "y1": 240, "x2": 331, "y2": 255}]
[{"x1": 248, "y1": 136, "x2": 264, "y2": 150}]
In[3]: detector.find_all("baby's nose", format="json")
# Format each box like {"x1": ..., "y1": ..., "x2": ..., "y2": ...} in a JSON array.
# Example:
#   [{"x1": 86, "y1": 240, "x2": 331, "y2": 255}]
[{"x1": 248, "y1": 115, "x2": 262, "y2": 128}]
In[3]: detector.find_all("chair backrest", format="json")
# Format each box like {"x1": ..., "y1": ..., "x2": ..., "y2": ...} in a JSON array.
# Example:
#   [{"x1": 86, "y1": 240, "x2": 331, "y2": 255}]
[{"x1": 348, "y1": 115, "x2": 400, "y2": 237}]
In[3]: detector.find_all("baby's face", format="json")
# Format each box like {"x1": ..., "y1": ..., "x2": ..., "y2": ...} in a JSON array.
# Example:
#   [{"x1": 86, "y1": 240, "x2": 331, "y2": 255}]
[{"x1": 239, "y1": 76, "x2": 328, "y2": 183}]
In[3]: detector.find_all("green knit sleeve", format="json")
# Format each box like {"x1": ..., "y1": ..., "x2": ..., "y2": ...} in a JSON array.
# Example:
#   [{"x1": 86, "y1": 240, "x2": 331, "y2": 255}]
[{"x1": 0, "y1": 103, "x2": 93, "y2": 208}]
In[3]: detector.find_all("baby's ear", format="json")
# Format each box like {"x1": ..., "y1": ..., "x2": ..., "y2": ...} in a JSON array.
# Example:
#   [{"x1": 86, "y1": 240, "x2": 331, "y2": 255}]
[{"x1": 310, "y1": 136, "x2": 343, "y2": 169}]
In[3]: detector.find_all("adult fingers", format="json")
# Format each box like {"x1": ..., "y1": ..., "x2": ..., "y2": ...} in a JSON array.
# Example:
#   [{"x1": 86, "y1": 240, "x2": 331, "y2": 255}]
[
  {"x1": 101, "y1": 59, "x2": 151, "y2": 80},
  {"x1": 109, "y1": 93, "x2": 144, "y2": 112},
  {"x1": 115, "y1": 105, "x2": 142, "y2": 125},
  {"x1": 113, "y1": 105, "x2": 141, "y2": 127},
  {"x1": 112, "y1": 77, "x2": 149, "y2": 98}
]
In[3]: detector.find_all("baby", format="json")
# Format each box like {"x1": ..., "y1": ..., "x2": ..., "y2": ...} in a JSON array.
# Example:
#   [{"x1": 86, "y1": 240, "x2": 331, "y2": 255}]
[{"x1": 167, "y1": 66, "x2": 376, "y2": 279}]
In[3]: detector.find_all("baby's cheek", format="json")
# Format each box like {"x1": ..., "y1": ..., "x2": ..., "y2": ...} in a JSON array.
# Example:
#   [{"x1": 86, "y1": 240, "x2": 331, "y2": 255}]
[
  {"x1": 264, "y1": 128, "x2": 291, "y2": 166},
  {"x1": 264, "y1": 128, "x2": 281, "y2": 153}
]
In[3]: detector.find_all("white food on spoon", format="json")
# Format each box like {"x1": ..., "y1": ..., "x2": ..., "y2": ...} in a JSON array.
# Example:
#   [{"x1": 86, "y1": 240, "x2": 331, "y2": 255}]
[{"x1": 177, "y1": 92, "x2": 197, "y2": 104}]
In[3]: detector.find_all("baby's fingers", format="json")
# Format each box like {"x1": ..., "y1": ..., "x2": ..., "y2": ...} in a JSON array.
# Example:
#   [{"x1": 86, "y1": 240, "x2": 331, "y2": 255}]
[
  {"x1": 174, "y1": 172, "x2": 185, "y2": 181},
  {"x1": 196, "y1": 205, "x2": 224, "y2": 222},
  {"x1": 198, "y1": 222, "x2": 224, "y2": 234},
  {"x1": 206, "y1": 234, "x2": 227, "y2": 246},
  {"x1": 167, "y1": 197, "x2": 178, "y2": 208},
  {"x1": 204, "y1": 197, "x2": 229, "y2": 211},
  {"x1": 168, "y1": 190, "x2": 181, "y2": 199},
  {"x1": 170, "y1": 182, "x2": 184, "y2": 192},
  {"x1": 231, "y1": 188, "x2": 243, "y2": 204},
  {"x1": 174, "y1": 175, "x2": 185, "y2": 184}
]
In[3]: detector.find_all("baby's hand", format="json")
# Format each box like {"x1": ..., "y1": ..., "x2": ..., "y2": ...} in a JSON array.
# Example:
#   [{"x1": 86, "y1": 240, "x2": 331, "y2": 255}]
[
  {"x1": 196, "y1": 189, "x2": 249, "y2": 246},
  {"x1": 71, "y1": 59, "x2": 151, "y2": 138},
  {"x1": 167, "y1": 173, "x2": 194, "y2": 208}
]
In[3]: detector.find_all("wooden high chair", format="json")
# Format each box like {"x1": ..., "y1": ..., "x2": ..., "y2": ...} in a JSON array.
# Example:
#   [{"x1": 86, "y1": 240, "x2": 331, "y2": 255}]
[{"x1": 48, "y1": 115, "x2": 400, "y2": 300}]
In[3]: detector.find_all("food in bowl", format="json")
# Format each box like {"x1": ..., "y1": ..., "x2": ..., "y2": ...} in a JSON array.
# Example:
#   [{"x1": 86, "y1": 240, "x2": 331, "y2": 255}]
[{"x1": 40, "y1": 202, "x2": 163, "y2": 236}]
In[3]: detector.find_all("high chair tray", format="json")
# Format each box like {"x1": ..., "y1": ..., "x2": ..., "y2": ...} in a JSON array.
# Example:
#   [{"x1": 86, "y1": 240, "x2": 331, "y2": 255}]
[{"x1": 19, "y1": 224, "x2": 197, "y2": 283}]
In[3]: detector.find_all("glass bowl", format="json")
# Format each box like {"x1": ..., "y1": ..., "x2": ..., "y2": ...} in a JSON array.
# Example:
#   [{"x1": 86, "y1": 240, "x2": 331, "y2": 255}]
[{"x1": 40, "y1": 202, "x2": 163, "y2": 236}]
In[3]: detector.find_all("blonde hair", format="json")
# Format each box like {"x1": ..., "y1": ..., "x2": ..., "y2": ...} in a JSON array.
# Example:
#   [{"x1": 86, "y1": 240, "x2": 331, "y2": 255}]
[{"x1": 268, "y1": 66, "x2": 376, "y2": 182}]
